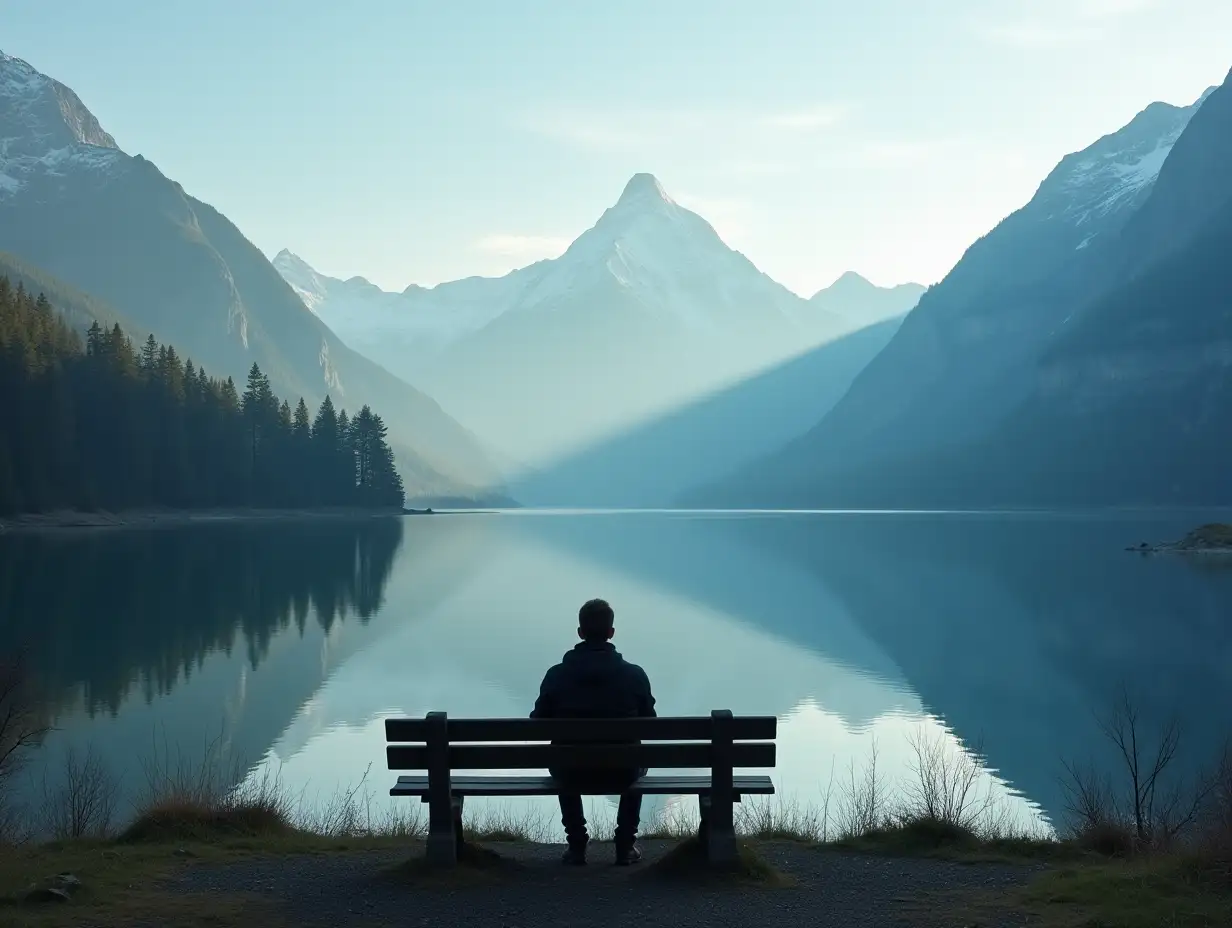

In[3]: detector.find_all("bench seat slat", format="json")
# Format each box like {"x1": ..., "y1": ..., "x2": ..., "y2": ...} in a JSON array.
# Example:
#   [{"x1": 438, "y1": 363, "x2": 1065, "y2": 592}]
[
  {"x1": 389, "y1": 774, "x2": 775, "y2": 798},
  {"x1": 387, "y1": 741, "x2": 774, "y2": 771},
  {"x1": 385, "y1": 716, "x2": 776, "y2": 744}
]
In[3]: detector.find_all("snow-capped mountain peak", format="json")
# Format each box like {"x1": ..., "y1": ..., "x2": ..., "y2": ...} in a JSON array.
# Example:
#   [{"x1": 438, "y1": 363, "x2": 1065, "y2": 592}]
[
  {"x1": 272, "y1": 249, "x2": 329, "y2": 311},
  {"x1": 0, "y1": 51, "x2": 118, "y2": 153},
  {"x1": 498, "y1": 172, "x2": 809, "y2": 335},
  {"x1": 1031, "y1": 89, "x2": 1210, "y2": 240},
  {"x1": 615, "y1": 172, "x2": 675, "y2": 208},
  {"x1": 0, "y1": 51, "x2": 123, "y2": 198}
]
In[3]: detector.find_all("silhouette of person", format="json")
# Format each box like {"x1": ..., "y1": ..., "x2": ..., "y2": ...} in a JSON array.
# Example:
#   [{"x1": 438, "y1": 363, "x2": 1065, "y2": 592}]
[{"x1": 531, "y1": 598, "x2": 657, "y2": 865}]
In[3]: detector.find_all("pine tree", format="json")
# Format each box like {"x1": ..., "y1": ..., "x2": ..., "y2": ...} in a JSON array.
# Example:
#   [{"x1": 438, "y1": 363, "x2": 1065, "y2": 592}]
[
  {"x1": 292, "y1": 398, "x2": 312, "y2": 443},
  {"x1": 139, "y1": 333, "x2": 159, "y2": 374},
  {"x1": 0, "y1": 275, "x2": 407, "y2": 515}
]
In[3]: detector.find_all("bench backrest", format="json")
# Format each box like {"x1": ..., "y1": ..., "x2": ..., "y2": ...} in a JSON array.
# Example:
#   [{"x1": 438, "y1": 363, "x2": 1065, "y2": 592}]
[{"x1": 385, "y1": 711, "x2": 776, "y2": 771}]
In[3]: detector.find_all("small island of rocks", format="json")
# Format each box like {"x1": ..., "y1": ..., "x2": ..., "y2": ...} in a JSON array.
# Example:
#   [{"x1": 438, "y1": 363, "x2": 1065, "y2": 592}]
[{"x1": 1126, "y1": 523, "x2": 1232, "y2": 555}]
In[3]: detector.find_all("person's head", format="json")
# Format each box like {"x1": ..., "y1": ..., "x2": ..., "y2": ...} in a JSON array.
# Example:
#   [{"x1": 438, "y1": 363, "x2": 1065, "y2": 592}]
[{"x1": 577, "y1": 598, "x2": 615, "y2": 642}]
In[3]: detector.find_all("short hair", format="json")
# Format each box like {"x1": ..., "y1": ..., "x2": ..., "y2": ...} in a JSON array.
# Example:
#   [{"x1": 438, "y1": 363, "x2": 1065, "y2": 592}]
[{"x1": 578, "y1": 598, "x2": 615, "y2": 640}]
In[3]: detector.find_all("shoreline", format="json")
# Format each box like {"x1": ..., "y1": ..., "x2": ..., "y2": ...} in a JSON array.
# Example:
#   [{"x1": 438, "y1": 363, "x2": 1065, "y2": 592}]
[{"x1": 0, "y1": 506, "x2": 410, "y2": 535}]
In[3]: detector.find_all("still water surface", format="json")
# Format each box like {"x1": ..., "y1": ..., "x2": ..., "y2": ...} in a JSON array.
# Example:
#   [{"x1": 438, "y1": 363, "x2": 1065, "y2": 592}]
[{"x1": 4, "y1": 510, "x2": 1231, "y2": 837}]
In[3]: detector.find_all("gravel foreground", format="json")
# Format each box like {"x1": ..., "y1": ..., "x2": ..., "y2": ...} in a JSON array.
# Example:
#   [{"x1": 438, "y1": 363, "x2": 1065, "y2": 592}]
[{"x1": 175, "y1": 840, "x2": 1039, "y2": 928}]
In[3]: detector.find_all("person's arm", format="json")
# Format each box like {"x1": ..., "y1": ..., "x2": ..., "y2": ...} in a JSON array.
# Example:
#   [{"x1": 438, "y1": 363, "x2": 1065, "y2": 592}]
[{"x1": 530, "y1": 667, "x2": 557, "y2": 719}]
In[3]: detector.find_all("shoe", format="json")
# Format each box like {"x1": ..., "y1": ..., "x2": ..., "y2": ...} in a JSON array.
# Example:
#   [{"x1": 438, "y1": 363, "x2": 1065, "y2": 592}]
[
  {"x1": 614, "y1": 843, "x2": 642, "y2": 866},
  {"x1": 561, "y1": 845, "x2": 587, "y2": 866}
]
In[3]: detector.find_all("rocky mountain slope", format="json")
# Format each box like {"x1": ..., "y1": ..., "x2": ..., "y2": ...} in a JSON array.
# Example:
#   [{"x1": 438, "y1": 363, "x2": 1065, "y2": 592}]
[{"x1": 700, "y1": 78, "x2": 1224, "y2": 507}]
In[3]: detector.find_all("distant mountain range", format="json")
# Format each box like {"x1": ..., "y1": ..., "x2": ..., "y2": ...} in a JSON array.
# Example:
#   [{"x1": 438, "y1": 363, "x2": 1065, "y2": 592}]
[
  {"x1": 276, "y1": 174, "x2": 924, "y2": 470},
  {"x1": 808, "y1": 272, "x2": 925, "y2": 328},
  {"x1": 0, "y1": 50, "x2": 504, "y2": 500},
  {"x1": 9, "y1": 44, "x2": 1221, "y2": 511},
  {"x1": 695, "y1": 74, "x2": 1232, "y2": 508}
]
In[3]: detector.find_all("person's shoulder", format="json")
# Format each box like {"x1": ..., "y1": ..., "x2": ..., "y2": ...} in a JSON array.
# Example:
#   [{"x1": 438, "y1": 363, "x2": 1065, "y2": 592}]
[{"x1": 622, "y1": 658, "x2": 652, "y2": 683}]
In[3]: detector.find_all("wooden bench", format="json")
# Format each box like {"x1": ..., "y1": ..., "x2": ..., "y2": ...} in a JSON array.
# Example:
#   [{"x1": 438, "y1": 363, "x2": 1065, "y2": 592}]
[{"x1": 385, "y1": 709, "x2": 776, "y2": 865}]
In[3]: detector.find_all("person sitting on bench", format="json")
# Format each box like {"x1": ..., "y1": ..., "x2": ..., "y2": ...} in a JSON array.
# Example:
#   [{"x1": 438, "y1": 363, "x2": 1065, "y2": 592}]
[{"x1": 531, "y1": 598, "x2": 657, "y2": 866}]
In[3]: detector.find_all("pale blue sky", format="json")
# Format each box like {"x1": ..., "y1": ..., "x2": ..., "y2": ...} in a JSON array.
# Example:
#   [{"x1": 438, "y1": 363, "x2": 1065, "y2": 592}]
[{"x1": 6, "y1": 0, "x2": 1231, "y2": 294}]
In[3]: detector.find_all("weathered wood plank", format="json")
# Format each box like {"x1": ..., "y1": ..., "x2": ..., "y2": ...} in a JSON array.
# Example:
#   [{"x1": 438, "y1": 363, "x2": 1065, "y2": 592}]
[
  {"x1": 385, "y1": 716, "x2": 776, "y2": 744},
  {"x1": 386, "y1": 741, "x2": 775, "y2": 771},
  {"x1": 389, "y1": 774, "x2": 775, "y2": 797}
]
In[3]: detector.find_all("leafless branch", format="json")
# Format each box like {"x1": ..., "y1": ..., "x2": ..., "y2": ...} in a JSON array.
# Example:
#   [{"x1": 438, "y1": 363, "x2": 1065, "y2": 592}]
[{"x1": 0, "y1": 656, "x2": 49, "y2": 788}]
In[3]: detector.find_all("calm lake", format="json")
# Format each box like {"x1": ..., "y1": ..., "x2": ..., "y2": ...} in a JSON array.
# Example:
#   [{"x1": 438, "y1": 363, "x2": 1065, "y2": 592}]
[{"x1": 4, "y1": 510, "x2": 1231, "y2": 839}]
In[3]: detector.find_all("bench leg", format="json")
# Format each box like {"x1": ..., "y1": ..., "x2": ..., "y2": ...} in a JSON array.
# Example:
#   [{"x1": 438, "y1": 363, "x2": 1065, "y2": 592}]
[
  {"x1": 427, "y1": 795, "x2": 462, "y2": 867},
  {"x1": 702, "y1": 795, "x2": 738, "y2": 864},
  {"x1": 453, "y1": 796, "x2": 465, "y2": 859},
  {"x1": 706, "y1": 709, "x2": 739, "y2": 864}
]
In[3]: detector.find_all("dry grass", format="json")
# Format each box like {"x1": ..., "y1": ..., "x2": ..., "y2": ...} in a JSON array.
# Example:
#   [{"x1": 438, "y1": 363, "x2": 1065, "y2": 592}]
[
  {"x1": 461, "y1": 805, "x2": 554, "y2": 844},
  {"x1": 924, "y1": 854, "x2": 1232, "y2": 928},
  {"x1": 0, "y1": 838, "x2": 289, "y2": 928}
]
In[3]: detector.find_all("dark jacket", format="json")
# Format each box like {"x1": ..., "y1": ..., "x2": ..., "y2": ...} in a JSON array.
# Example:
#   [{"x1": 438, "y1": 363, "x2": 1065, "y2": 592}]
[{"x1": 531, "y1": 640, "x2": 656, "y2": 720}]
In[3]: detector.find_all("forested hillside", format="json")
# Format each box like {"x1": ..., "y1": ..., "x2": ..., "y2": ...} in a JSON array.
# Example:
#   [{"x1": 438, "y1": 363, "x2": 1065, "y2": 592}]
[{"x1": 0, "y1": 276, "x2": 404, "y2": 514}]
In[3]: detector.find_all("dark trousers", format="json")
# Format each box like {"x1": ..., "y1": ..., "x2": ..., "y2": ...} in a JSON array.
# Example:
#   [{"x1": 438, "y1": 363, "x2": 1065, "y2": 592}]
[{"x1": 551, "y1": 767, "x2": 646, "y2": 848}]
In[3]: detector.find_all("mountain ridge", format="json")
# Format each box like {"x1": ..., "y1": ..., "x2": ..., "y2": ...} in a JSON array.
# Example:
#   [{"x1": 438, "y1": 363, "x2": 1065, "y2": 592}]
[
  {"x1": 697, "y1": 76, "x2": 1231, "y2": 508},
  {"x1": 275, "y1": 179, "x2": 925, "y2": 471},
  {"x1": 0, "y1": 50, "x2": 505, "y2": 499}
]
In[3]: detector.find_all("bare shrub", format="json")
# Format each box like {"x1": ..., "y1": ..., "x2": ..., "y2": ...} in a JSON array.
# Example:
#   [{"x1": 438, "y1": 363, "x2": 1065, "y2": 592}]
[
  {"x1": 1062, "y1": 689, "x2": 1218, "y2": 852},
  {"x1": 839, "y1": 736, "x2": 891, "y2": 838},
  {"x1": 900, "y1": 727, "x2": 996, "y2": 830},
  {"x1": 0, "y1": 656, "x2": 48, "y2": 842},
  {"x1": 1199, "y1": 743, "x2": 1232, "y2": 867},
  {"x1": 38, "y1": 744, "x2": 119, "y2": 839},
  {"x1": 0, "y1": 656, "x2": 48, "y2": 790},
  {"x1": 296, "y1": 763, "x2": 425, "y2": 838},
  {"x1": 741, "y1": 795, "x2": 823, "y2": 842}
]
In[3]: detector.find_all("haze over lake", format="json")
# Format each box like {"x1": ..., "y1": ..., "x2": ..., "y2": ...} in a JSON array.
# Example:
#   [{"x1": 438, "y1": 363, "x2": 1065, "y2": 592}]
[{"x1": 5, "y1": 510, "x2": 1231, "y2": 838}]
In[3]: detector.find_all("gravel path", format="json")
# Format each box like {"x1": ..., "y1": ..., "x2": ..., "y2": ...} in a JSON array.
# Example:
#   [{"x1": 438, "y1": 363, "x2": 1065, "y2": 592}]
[{"x1": 175, "y1": 840, "x2": 1039, "y2": 928}]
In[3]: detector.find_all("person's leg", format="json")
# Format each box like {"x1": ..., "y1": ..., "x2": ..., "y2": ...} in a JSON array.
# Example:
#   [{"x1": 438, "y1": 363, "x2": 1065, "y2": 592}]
[
  {"x1": 552, "y1": 769, "x2": 589, "y2": 862},
  {"x1": 558, "y1": 792, "x2": 588, "y2": 848},
  {"x1": 614, "y1": 768, "x2": 647, "y2": 860}
]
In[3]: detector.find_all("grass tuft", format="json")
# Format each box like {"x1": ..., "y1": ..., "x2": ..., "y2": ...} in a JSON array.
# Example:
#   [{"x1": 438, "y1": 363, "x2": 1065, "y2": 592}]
[
  {"x1": 120, "y1": 795, "x2": 295, "y2": 843},
  {"x1": 380, "y1": 841, "x2": 521, "y2": 888},
  {"x1": 642, "y1": 836, "x2": 793, "y2": 887}
]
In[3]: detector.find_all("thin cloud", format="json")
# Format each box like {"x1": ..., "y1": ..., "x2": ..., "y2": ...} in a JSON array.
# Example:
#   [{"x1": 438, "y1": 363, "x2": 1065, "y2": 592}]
[
  {"x1": 517, "y1": 102, "x2": 852, "y2": 153},
  {"x1": 976, "y1": 21, "x2": 1100, "y2": 48},
  {"x1": 860, "y1": 138, "x2": 967, "y2": 167},
  {"x1": 760, "y1": 104, "x2": 850, "y2": 131},
  {"x1": 474, "y1": 234, "x2": 570, "y2": 260},
  {"x1": 515, "y1": 112, "x2": 649, "y2": 152},
  {"x1": 975, "y1": 0, "x2": 1155, "y2": 48},
  {"x1": 708, "y1": 158, "x2": 797, "y2": 178},
  {"x1": 1074, "y1": 0, "x2": 1156, "y2": 19}
]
